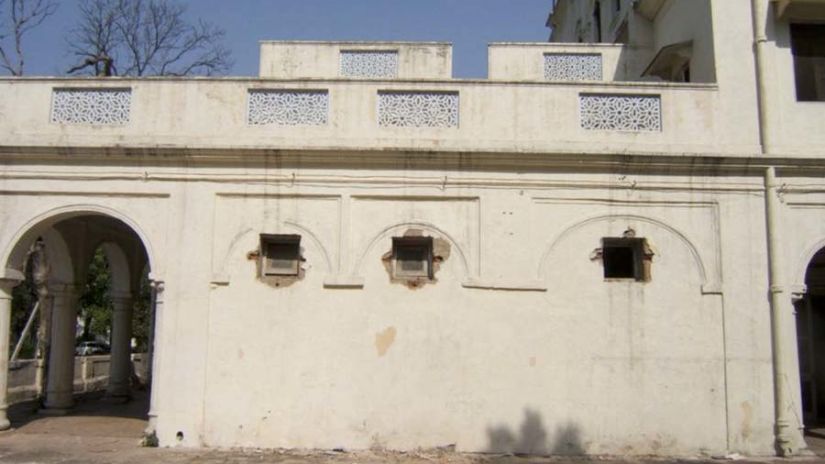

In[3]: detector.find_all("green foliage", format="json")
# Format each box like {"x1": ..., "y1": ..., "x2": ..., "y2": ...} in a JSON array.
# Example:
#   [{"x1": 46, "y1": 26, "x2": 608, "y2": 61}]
[
  {"x1": 78, "y1": 248, "x2": 113, "y2": 342},
  {"x1": 79, "y1": 248, "x2": 152, "y2": 349},
  {"x1": 10, "y1": 245, "x2": 153, "y2": 358}
]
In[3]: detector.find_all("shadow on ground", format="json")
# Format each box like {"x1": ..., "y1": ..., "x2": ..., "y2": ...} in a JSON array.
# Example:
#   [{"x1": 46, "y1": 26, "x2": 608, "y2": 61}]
[{"x1": 6, "y1": 389, "x2": 148, "y2": 437}]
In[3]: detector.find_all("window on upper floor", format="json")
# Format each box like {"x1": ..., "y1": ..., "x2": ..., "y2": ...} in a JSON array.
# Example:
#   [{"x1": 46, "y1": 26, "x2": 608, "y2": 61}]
[{"x1": 791, "y1": 24, "x2": 825, "y2": 102}]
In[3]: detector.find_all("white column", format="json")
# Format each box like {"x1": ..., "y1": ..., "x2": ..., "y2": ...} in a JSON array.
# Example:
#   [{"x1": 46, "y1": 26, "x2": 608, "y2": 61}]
[
  {"x1": 107, "y1": 292, "x2": 133, "y2": 399},
  {"x1": 0, "y1": 277, "x2": 22, "y2": 430},
  {"x1": 145, "y1": 280, "x2": 164, "y2": 435},
  {"x1": 42, "y1": 284, "x2": 79, "y2": 413}
]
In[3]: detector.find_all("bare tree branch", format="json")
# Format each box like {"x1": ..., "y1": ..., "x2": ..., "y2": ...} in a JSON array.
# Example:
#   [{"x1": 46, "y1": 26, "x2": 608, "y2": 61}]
[
  {"x1": 0, "y1": 0, "x2": 57, "y2": 75},
  {"x1": 67, "y1": 0, "x2": 122, "y2": 76},
  {"x1": 67, "y1": 0, "x2": 232, "y2": 77}
]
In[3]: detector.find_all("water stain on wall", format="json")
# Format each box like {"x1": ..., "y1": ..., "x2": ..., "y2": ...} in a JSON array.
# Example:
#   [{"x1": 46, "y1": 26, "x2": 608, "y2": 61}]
[{"x1": 375, "y1": 327, "x2": 397, "y2": 357}]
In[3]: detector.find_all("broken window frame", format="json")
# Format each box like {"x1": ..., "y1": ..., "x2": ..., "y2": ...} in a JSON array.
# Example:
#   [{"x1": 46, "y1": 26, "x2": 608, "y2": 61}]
[
  {"x1": 601, "y1": 237, "x2": 648, "y2": 282},
  {"x1": 260, "y1": 234, "x2": 301, "y2": 277},
  {"x1": 392, "y1": 236, "x2": 434, "y2": 280}
]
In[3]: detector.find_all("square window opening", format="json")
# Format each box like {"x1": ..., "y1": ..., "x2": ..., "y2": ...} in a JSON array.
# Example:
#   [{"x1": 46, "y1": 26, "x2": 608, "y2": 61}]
[
  {"x1": 260, "y1": 234, "x2": 301, "y2": 276},
  {"x1": 791, "y1": 23, "x2": 825, "y2": 102},
  {"x1": 602, "y1": 237, "x2": 648, "y2": 281},
  {"x1": 392, "y1": 236, "x2": 433, "y2": 279}
]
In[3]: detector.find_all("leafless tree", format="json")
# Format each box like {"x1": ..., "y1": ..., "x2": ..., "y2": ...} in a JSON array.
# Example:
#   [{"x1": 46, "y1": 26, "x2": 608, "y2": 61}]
[
  {"x1": 67, "y1": 0, "x2": 232, "y2": 77},
  {"x1": 0, "y1": 0, "x2": 57, "y2": 76}
]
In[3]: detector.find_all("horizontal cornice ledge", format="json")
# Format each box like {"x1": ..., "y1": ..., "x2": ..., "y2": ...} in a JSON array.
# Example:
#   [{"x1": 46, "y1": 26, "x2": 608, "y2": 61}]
[{"x1": 1, "y1": 144, "x2": 825, "y2": 174}]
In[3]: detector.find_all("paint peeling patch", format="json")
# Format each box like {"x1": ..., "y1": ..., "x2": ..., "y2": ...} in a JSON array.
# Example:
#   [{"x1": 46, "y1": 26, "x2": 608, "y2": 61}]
[
  {"x1": 375, "y1": 326, "x2": 397, "y2": 357},
  {"x1": 529, "y1": 357, "x2": 536, "y2": 367},
  {"x1": 381, "y1": 228, "x2": 450, "y2": 289}
]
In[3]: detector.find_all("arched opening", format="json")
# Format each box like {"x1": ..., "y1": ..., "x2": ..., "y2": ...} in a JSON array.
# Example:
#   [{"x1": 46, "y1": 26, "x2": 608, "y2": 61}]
[
  {"x1": 1, "y1": 212, "x2": 156, "y2": 438},
  {"x1": 797, "y1": 247, "x2": 825, "y2": 431}
]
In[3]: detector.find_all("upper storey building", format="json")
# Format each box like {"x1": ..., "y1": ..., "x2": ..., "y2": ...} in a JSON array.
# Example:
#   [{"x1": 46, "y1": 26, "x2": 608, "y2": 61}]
[{"x1": 545, "y1": 0, "x2": 825, "y2": 157}]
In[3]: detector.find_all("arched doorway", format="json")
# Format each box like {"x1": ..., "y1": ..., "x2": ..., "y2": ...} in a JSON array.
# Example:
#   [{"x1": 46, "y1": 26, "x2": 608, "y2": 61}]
[
  {"x1": 0, "y1": 210, "x2": 158, "y2": 433},
  {"x1": 797, "y1": 247, "x2": 825, "y2": 428}
]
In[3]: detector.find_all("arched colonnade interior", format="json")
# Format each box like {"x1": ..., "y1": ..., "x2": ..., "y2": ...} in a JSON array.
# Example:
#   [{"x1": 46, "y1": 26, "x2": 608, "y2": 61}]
[{"x1": 0, "y1": 211, "x2": 156, "y2": 430}]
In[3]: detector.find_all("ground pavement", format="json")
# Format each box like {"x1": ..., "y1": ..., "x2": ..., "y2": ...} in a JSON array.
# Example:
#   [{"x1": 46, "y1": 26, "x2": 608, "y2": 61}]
[{"x1": 0, "y1": 392, "x2": 824, "y2": 463}]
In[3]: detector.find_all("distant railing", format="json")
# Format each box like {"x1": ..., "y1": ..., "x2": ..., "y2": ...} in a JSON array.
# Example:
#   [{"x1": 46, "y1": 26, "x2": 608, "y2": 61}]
[{"x1": 7, "y1": 353, "x2": 148, "y2": 404}]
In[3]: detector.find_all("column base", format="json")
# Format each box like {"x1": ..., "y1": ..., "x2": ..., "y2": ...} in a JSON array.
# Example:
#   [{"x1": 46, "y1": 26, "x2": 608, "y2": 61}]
[{"x1": 0, "y1": 417, "x2": 10, "y2": 431}]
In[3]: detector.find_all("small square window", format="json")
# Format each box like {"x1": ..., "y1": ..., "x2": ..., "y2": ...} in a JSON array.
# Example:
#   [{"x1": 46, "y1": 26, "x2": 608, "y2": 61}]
[
  {"x1": 392, "y1": 236, "x2": 433, "y2": 279},
  {"x1": 260, "y1": 234, "x2": 301, "y2": 276},
  {"x1": 602, "y1": 237, "x2": 646, "y2": 281}
]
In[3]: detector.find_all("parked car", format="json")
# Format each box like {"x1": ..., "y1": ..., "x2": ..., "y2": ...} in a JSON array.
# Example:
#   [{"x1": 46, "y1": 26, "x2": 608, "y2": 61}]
[{"x1": 75, "y1": 341, "x2": 110, "y2": 356}]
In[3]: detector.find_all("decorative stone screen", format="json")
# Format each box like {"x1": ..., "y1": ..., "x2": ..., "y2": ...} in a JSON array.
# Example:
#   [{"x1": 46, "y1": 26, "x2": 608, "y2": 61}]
[
  {"x1": 544, "y1": 53, "x2": 602, "y2": 81},
  {"x1": 50, "y1": 88, "x2": 132, "y2": 125},
  {"x1": 340, "y1": 51, "x2": 399, "y2": 78},
  {"x1": 579, "y1": 94, "x2": 662, "y2": 132},
  {"x1": 247, "y1": 90, "x2": 329, "y2": 126},
  {"x1": 377, "y1": 91, "x2": 459, "y2": 128}
]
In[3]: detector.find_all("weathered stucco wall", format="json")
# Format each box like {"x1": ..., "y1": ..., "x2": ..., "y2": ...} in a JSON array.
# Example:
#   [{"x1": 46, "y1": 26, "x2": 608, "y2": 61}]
[
  {"x1": 0, "y1": 158, "x2": 806, "y2": 457},
  {"x1": 0, "y1": 0, "x2": 823, "y2": 457},
  {"x1": 258, "y1": 41, "x2": 453, "y2": 79},
  {"x1": 0, "y1": 78, "x2": 760, "y2": 157}
]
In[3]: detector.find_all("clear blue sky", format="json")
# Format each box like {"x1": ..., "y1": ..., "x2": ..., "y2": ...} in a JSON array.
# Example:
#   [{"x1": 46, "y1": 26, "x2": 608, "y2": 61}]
[{"x1": 16, "y1": 0, "x2": 551, "y2": 78}]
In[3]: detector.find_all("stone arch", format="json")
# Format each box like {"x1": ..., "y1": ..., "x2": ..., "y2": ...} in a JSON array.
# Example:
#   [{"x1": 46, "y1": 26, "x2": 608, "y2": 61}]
[
  {"x1": 792, "y1": 238, "x2": 825, "y2": 294},
  {"x1": 37, "y1": 227, "x2": 76, "y2": 286},
  {"x1": 214, "y1": 220, "x2": 333, "y2": 283},
  {"x1": 2, "y1": 204, "x2": 158, "y2": 280},
  {"x1": 353, "y1": 221, "x2": 470, "y2": 279},
  {"x1": 0, "y1": 203, "x2": 157, "y2": 418},
  {"x1": 537, "y1": 213, "x2": 716, "y2": 292}
]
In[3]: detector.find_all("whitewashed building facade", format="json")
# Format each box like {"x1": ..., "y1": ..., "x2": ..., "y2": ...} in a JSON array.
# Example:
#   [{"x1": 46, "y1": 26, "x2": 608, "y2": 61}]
[{"x1": 0, "y1": 0, "x2": 823, "y2": 457}]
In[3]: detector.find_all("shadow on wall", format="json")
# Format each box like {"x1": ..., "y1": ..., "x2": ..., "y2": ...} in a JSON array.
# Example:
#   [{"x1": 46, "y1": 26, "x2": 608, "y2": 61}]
[{"x1": 486, "y1": 409, "x2": 585, "y2": 456}]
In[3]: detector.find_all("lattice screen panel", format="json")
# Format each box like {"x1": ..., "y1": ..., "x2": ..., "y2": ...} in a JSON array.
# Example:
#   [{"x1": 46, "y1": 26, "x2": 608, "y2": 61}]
[
  {"x1": 340, "y1": 51, "x2": 399, "y2": 78},
  {"x1": 247, "y1": 90, "x2": 329, "y2": 126},
  {"x1": 580, "y1": 94, "x2": 661, "y2": 132},
  {"x1": 378, "y1": 91, "x2": 459, "y2": 128},
  {"x1": 51, "y1": 88, "x2": 132, "y2": 125},
  {"x1": 544, "y1": 54, "x2": 602, "y2": 81}
]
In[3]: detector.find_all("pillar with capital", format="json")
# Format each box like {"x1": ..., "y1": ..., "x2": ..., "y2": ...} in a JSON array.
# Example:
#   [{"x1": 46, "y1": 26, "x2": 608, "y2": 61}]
[
  {"x1": 42, "y1": 283, "x2": 79, "y2": 413},
  {"x1": 0, "y1": 274, "x2": 23, "y2": 430}
]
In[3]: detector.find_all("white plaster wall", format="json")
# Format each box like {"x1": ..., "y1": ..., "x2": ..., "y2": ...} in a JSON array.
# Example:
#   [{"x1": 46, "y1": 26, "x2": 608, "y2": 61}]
[
  {"x1": 258, "y1": 42, "x2": 452, "y2": 79},
  {"x1": 0, "y1": 79, "x2": 759, "y2": 157},
  {"x1": 488, "y1": 43, "x2": 636, "y2": 81},
  {"x1": 0, "y1": 155, "x2": 817, "y2": 456}
]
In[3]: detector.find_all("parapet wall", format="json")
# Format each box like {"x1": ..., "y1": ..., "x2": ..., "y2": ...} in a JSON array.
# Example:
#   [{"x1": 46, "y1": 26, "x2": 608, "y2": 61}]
[{"x1": 259, "y1": 41, "x2": 453, "y2": 80}]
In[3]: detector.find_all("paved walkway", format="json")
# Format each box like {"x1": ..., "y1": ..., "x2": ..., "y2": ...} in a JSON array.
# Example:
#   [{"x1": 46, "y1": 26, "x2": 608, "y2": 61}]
[{"x1": 1, "y1": 393, "x2": 824, "y2": 463}]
